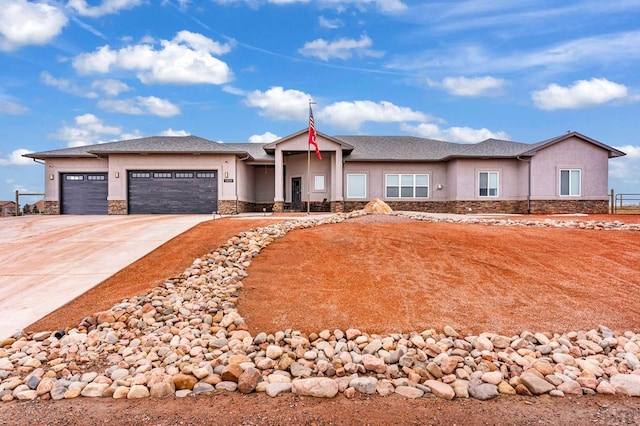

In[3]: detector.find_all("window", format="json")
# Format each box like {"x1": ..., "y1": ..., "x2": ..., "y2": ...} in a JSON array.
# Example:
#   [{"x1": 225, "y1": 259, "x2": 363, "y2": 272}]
[
  {"x1": 479, "y1": 171, "x2": 499, "y2": 197},
  {"x1": 196, "y1": 172, "x2": 216, "y2": 178},
  {"x1": 87, "y1": 175, "x2": 105, "y2": 181},
  {"x1": 560, "y1": 169, "x2": 581, "y2": 196},
  {"x1": 65, "y1": 175, "x2": 84, "y2": 181},
  {"x1": 131, "y1": 172, "x2": 151, "y2": 178},
  {"x1": 175, "y1": 172, "x2": 194, "y2": 178},
  {"x1": 314, "y1": 175, "x2": 325, "y2": 191},
  {"x1": 153, "y1": 172, "x2": 172, "y2": 178},
  {"x1": 385, "y1": 174, "x2": 429, "y2": 198},
  {"x1": 347, "y1": 174, "x2": 367, "y2": 198}
]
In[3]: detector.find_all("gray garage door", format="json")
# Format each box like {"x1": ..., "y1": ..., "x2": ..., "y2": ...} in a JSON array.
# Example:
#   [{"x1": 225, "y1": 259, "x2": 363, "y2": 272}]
[
  {"x1": 61, "y1": 173, "x2": 108, "y2": 215},
  {"x1": 128, "y1": 170, "x2": 218, "y2": 214}
]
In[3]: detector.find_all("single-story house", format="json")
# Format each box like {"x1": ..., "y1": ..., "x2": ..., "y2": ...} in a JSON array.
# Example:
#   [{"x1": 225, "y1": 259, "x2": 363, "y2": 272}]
[
  {"x1": 0, "y1": 201, "x2": 18, "y2": 217},
  {"x1": 24, "y1": 130, "x2": 625, "y2": 215}
]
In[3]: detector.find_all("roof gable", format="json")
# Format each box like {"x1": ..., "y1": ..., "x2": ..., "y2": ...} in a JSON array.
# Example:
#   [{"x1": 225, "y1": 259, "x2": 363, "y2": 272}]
[{"x1": 520, "y1": 131, "x2": 626, "y2": 158}]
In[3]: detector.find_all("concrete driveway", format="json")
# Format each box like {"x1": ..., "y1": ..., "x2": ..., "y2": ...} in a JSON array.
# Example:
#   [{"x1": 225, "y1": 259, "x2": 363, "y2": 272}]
[{"x1": 0, "y1": 214, "x2": 211, "y2": 339}]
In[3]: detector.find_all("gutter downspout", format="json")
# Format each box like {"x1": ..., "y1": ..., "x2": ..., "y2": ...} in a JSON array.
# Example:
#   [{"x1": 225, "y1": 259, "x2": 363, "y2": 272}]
[
  {"x1": 517, "y1": 156, "x2": 531, "y2": 214},
  {"x1": 235, "y1": 154, "x2": 251, "y2": 214}
]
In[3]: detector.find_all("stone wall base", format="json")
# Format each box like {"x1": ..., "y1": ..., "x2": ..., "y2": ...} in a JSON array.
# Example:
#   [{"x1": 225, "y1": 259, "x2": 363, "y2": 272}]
[
  {"x1": 330, "y1": 201, "x2": 344, "y2": 213},
  {"x1": 218, "y1": 200, "x2": 274, "y2": 215},
  {"x1": 343, "y1": 199, "x2": 609, "y2": 215},
  {"x1": 529, "y1": 199, "x2": 609, "y2": 214},
  {"x1": 43, "y1": 201, "x2": 60, "y2": 215},
  {"x1": 108, "y1": 200, "x2": 127, "y2": 215}
]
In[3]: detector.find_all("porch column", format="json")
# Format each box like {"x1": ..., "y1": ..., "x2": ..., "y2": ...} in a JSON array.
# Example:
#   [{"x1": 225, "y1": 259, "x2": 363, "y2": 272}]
[
  {"x1": 273, "y1": 147, "x2": 284, "y2": 212},
  {"x1": 332, "y1": 148, "x2": 343, "y2": 202}
]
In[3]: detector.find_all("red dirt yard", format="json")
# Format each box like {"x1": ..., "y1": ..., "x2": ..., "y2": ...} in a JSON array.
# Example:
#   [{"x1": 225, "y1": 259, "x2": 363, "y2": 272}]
[{"x1": 4, "y1": 213, "x2": 640, "y2": 425}]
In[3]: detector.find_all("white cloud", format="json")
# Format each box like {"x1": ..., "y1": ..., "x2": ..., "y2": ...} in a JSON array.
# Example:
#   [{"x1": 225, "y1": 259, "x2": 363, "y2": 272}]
[
  {"x1": 245, "y1": 86, "x2": 312, "y2": 121},
  {"x1": 98, "y1": 96, "x2": 181, "y2": 117},
  {"x1": 298, "y1": 34, "x2": 383, "y2": 61},
  {"x1": 0, "y1": 0, "x2": 68, "y2": 51},
  {"x1": 222, "y1": 85, "x2": 247, "y2": 96},
  {"x1": 212, "y1": 0, "x2": 407, "y2": 13},
  {"x1": 245, "y1": 87, "x2": 430, "y2": 131},
  {"x1": 50, "y1": 114, "x2": 125, "y2": 147},
  {"x1": 319, "y1": 16, "x2": 343, "y2": 29},
  {"x1": 320, "y1": 100, "x2": 427, "y2": 131},
  {"x1": 92, "y1": 79, "x2": 132, "y2": 96},
  {"x1": 0, "y1": 95, "x2": 28, "y2": 115},
  {"x1": 610, "y1": 145, "x2": 640, "y2": 186},
  {"x1": 401, "y1": 123, "x2": 509, "y2": 143},
  {"x1": 72, "y1": 31, "x2": 234, "y2": 85},
  {"x1": 249, "y1": 132, "x2": 280, "y2": 143},
  {"x1": 0, "y1": 148, "x2": 34, "y2": 166},
  {"x1": 428, "y1": 76, "x2": 506, "y2": 97},
  {"x1": 40, "y1": 71, "x2": 98, "y2": 98},
  {"x1": 160, "y1": 128, "x2": 190, "y2": 136},
  {"x1": 68, "y1": 0, "x2": 144, "y2": 18},
  {"x1": 531, "y1": 78, "x2": 629, "y2": 110}
]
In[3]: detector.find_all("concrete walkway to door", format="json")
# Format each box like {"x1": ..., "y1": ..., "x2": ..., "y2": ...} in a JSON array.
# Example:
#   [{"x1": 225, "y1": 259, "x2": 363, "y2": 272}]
[{"x1": 0, "y1": 214, "x2": 211, "y2": 339}]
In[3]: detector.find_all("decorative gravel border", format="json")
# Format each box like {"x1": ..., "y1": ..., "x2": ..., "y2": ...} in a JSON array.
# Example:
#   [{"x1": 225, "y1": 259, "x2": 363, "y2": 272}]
[{"x1": 1, "y1": 210, "x2": 639, "y2": 402}]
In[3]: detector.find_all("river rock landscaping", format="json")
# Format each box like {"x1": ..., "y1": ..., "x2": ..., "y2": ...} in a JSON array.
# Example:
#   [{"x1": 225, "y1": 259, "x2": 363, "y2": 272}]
[{"x1": 1, "y1": 208, "x2": 639, "y2": 403}]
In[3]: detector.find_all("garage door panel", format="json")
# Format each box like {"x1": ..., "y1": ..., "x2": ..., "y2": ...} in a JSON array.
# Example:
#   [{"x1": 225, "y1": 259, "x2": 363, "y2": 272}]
[
  {"x1": 61, "y1": 173, "x2": 108, "y2": 215},
  {"x1": 128, "y1": 171, "x2": 218, "y2": 214}
]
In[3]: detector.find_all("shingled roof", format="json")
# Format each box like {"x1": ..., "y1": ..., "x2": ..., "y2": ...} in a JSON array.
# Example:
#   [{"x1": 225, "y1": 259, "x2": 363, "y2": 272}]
[{"x1": 24, "y1": 130, "x2": 625, "y2": 162}]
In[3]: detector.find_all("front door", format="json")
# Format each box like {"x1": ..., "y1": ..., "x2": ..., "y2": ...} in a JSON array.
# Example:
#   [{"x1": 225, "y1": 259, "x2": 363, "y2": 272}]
[{"x1": 291, "y1": 177, "x2": 302, "y2": 210}]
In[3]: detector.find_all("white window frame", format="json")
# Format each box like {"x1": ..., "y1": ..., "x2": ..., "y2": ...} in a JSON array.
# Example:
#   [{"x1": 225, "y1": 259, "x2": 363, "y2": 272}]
[
  {"x1": 385, "y1": 173, "x2": 429, "y2": 198},
  {"x1": 478, "y1": 171, "x2": 499, "y2": 198},
  {"x1": 313, "y1": 174, "x2": 326, "y2": 192},
  {"x1": 559, "y1": 169, "x2": 581, "y2": 196},
  {"x1": 346, "y1": 174, "x2": 367, "y2": 199}
]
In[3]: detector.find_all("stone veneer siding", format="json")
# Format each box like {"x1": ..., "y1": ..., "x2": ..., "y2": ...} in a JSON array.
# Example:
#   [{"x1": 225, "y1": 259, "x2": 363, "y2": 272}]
[
  {"x1": 108, "y1": 200, "x2": 127, "y2": 215},
  {"x1": 43, "y1": 201, "x2": 60, "y2": 215},
  {"x1": 343, "y1": 199, "x2": 609, "y2": 215},
  {"x1": 529, "y1": 199, "x2": 609, "y2": 214}
]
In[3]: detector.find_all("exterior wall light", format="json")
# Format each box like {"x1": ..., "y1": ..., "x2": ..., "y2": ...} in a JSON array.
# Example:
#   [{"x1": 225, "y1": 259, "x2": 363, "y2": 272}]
[
  {"x1": 115, "y1": 172, "x2": 120, "y2": 178},
  {"x1": 49, "y1": 174, "x2": 54, "y2": 180}
]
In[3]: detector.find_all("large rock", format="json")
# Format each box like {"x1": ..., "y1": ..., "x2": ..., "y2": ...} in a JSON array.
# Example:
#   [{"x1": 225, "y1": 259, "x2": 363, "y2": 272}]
[
  {"x1": 350, "y1": 377, "x2": 378, "y2": 394},
  {"x1": 362, "y1": 354, "x2": 387, "y2": 374},
  {"x1": 238, "y1": 367, "x2": 261, "y2": 394},
  {"x1": 363, "y1": 199, "x2": 392, "y2": 214},
  {"x1": 469, "y1": 380, "x2": 499, "y2": 400},
  {"x1": 292, "y1": 378, "x2": 339, "y2": 398},
  {"x1": 425, "y1": 380, "x2": 455, "y2": 400},
  {"x1": 173, "y1": 374, "x2": 197, "y2": 390},
  {"x1": 150, "y1": 381, "x2": 175, "y2": 398},
  {"x1": 610, "y1": 374, "x2": 640, "y2": 396},
  {"x1": 127, "y1": 385, "x2": 150, "y2": 399},
  {"x1": 266, "y1": 382, "x2": 292, "y2": 398},
  {"x1": 80, "y1": 383, "x2": 109, "y2": 398},
  {"x1": 520, "y1": 373, "x2": 555, "y2": 395},
  {"x1": 395, "y1": 386, "x2": 424, "y2": 399}
]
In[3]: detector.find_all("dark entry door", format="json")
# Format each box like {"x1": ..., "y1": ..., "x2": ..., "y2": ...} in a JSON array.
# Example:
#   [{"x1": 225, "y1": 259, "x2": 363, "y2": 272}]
[{"x1": 291, "y1": 177, "x2": 302, "y2": 210}]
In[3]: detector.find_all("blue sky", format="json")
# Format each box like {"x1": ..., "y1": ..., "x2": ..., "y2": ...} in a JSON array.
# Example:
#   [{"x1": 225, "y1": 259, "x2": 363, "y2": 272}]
[{"x1": 1, "y1": 0, "x2": 640, "y2": 204}]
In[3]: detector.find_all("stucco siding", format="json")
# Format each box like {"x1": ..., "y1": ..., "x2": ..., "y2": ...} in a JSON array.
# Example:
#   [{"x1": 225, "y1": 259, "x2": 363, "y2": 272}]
[
  {"x1": 44, "y1": 158, "x2": 109, "y2": 201},
  {"x1": 253, "y1": 165, "x2": 275, "y2": 203},
  {"x1": 343, "y1": 162, "x2": 448, "y2": 202},
  {"x1": 530, "y1": 137, "x2": 609, "y2": 199},
  {"x1": 453, "y1": 158, "x2": 525, "y2": 200},
  {"x1": 282, "y1": 152, "x2": 329, "y2": 203},
  {"x1": 107, "y1": 153, "x2": 235, "y2": 202}
]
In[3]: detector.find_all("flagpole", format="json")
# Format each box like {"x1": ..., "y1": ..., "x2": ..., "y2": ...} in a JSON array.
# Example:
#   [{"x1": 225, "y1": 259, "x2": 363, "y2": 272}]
[{"x1": 307, "y1": 99, "x2": 316, "y2": 216}]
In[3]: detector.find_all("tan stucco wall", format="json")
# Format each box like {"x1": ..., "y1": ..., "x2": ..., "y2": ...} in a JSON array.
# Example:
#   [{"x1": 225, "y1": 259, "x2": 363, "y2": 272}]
[
  {"x1": 530, "y1": 137, "x2": 609, "y2": 200},
  {"x1": 451, "y1": 158, "x2": 527, "y2": 201},
  {"x1": 106, "y1": 153, "x2": 238, "y2": 202},
  {"x1": 43, "y1": 158, "x2": 109, "y2": 201},
  {"x1": 343, "y1": 162, "x2": 448, "y2": 201}
]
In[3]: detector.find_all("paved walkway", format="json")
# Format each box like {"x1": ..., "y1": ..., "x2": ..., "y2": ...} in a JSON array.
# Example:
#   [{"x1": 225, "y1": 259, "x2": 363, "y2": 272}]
[{"x1": 0, "y1": 215, "x2": 211, "y2": 339}]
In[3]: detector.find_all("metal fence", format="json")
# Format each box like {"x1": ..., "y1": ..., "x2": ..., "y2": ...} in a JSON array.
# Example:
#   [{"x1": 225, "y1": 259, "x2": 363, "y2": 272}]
[{"x1": 612, "y1": 193, "x2": 640, "y2": 214}]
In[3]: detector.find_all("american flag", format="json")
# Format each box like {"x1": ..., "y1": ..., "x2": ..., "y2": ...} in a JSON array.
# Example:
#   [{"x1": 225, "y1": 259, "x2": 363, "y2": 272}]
[{"x1": 308, "y1": 105, "x2": 322, "y2": 160}]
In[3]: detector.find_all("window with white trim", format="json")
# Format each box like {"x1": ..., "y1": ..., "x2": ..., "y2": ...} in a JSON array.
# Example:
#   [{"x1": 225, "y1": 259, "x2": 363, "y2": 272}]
[
  {"x1": 385, "y1": 174, "x2": 429, "y2": 198},
  {"x1": 478, "y1": 171, "x2": 499, "y2": 197},
  {"x1": 314, "y1": 175, "x2": 325, "y2": 191},
  {"x1": 560, "y1": 169, "x2": 581, "y2": 196},
  {"x1": 347, "y1": 174, "x2": 367, "y2": 198}
]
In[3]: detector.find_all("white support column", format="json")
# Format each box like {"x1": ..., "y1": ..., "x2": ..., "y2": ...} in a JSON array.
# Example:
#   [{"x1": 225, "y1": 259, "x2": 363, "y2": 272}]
[
  {"x1": 274, "y1": 147, "x2": 284, "y2": 203},
  {"x1": 333, "y1": 148, "x2": 343, "y2": 202}
]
